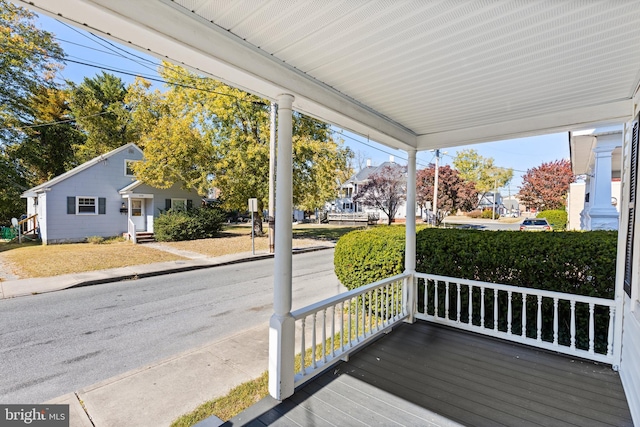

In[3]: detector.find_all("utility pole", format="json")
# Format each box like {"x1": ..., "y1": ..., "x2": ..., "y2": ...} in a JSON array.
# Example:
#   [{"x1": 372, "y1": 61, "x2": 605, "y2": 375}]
[
  {"x1": 433, "y1": 149, "x2": 440, "y2": 225},
  {"x1": 268, "y1": 102, "x2": 277, "y2": 253},
  {"x1": 492, "y1": 178, "x2": 497, "y2": 220}
]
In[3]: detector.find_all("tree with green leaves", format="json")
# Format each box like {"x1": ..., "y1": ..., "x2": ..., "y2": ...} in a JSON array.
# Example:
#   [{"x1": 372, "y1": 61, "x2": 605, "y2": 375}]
[
  {"x1": 0, "y1": 0, "x2": 65, "y2": 223},
  {"x1": 127, "y1": 63, "x2": 353, "y2": 219},
  {"x1": 68, "y1": 72, "x2": 138, "y2": 162},
  {"x1": 452, "y1": 149, "x2": 513, "y2": 207}
]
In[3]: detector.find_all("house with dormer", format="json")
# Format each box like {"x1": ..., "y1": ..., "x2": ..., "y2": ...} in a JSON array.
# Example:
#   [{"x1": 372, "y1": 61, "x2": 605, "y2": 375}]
[{"x1": 21, "y1": 143, "x2": 199, "y2": 244}]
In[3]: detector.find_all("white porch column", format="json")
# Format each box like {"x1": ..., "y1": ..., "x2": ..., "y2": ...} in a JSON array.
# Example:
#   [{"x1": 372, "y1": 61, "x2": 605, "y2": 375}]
[
  {"x1": 269, "y1": 93, "x2": 295, "y2": 401},
  {"x1": 404, "y1": 149, "x2": 417, "y2": 323},
  {"x1": 588, "y1": 141, "x2": 620, "y2": 230}
]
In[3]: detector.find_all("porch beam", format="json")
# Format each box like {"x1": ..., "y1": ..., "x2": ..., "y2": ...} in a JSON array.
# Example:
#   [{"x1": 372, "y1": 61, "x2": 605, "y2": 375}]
[
  {"x1": 416, "y1": 100, "x2": 631, "y2": 149},
  {"x1": 269, "y1": 93, "x2": 295, "y2": 401}
]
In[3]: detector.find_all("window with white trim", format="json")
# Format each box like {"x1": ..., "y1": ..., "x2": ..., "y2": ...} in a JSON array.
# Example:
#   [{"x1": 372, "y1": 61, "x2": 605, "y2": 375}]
[
  {"x1": 77, "y1": 197, "x2": 97, "y2": 215},
  {"x1": 171, "y1": 198, "x2": 187, "y2": 211},
  {"x1": 124, "y1": 159, "x2": 138, "y2": 177}
]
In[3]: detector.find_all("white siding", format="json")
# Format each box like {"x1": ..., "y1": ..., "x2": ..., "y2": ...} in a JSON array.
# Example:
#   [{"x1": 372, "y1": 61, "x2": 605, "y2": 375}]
[
  {"x1": 620, "y1": 297, "x2": 640, "y2": 425},
  {"x1": 42, "y1": 147, "x2": 143, "y2": 244}
]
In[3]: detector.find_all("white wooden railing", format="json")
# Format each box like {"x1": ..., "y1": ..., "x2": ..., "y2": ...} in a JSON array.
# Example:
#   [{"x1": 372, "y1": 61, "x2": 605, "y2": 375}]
[
  {"x1": 128, "y1": 218, "x2": 137, "y2": 244},
  {"x1": 414, "y1": 273, "x2": 617, "y2": 364},
  {"x1": 291, "y1": 273, "x2": 409, "y2": 387}
]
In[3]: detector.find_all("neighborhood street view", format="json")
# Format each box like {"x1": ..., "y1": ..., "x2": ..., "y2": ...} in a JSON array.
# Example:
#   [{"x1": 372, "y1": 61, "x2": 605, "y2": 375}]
[{"x1": 1, "y1": 1, "x2": 639, "y2": 427}]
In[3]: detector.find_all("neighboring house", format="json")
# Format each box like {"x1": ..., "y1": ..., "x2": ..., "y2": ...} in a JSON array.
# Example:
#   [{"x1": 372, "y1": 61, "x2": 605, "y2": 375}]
[
  {"x1": 21, "y1": 143, "x2": 200, "y2": 245},
  {"x1": 332, "y1": 157, "x2": 419, "y2": 222},
  {"x1": 568, "y1": 126, "x2": 622, "y2": 230},
  {"x1": 477, "y1": 192, "x2": 503, "y2": 212}
]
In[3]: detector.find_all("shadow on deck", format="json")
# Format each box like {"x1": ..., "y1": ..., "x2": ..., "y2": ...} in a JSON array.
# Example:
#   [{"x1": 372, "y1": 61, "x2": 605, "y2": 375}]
[{"x1": 224, "y1": 321, "x2": 632, "y2": 427}]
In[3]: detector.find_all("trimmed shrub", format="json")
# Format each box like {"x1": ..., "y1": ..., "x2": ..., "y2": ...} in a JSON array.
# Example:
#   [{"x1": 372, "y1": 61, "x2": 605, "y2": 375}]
[
  {"x1": 334, "y1": 226, "x2": 405, "y2": 291},
  {"x1": 480, "y1": 209, "x2": 498, "y2": 219},
  {"x1": 154, "y1": 207, "x2": 225, "y2": 241},
  {"x1": 335, "y1": 227, "x2": 617, "y2": 298},
  {"x1": 537, "y1": 209, "x2": 568, "y2": 231}
]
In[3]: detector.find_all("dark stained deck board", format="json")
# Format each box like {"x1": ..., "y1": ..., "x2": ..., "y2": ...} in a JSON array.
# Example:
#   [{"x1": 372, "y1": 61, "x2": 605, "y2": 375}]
[{"x1": 225, "y1": 321, "x2": 633, "y2": 427}]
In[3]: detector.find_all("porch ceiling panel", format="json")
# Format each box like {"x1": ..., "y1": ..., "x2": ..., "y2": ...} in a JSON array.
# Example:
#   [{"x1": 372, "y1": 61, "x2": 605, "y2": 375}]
[{"x1": 22, "y1": 0, "x2": 640, "y2": 150}]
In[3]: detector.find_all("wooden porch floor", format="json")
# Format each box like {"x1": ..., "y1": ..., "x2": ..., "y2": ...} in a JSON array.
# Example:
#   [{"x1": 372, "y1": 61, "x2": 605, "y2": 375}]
[{"x1": 225, "y1": 321, "x2": 633, "y2": 427}]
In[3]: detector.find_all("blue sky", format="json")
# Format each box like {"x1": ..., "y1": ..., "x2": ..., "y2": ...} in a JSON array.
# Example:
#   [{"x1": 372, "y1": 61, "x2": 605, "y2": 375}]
[{"x1": 36, "y1": 13, "x2": 569, "y2": 192}]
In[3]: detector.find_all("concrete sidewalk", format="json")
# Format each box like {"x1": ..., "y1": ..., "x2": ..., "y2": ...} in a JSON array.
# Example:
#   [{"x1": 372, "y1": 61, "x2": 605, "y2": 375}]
[
  {"x1": 48, "y1": 322, "x2": 269, "y2": 427},
  {"x1": 0, "y1": 243, "x2": 332, "y2": 299}
]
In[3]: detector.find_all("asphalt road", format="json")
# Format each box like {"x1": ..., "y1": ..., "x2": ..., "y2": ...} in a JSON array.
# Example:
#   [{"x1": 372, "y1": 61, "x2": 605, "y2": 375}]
[{"x1": 0, "y1": 249, "x2": 344, "y2": 404}]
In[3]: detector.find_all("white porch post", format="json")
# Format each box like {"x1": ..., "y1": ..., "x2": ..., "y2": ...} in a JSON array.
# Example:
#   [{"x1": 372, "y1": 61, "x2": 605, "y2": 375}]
[
  {"x1": 269, "y1": 93, "x2": 295, "y2": 401},
  {"x1": 404, "y1": 149, "x2": 417, "y2": 323},
  {"x1": 588, "y1": 140, "x2": 620, "y2": 230}
]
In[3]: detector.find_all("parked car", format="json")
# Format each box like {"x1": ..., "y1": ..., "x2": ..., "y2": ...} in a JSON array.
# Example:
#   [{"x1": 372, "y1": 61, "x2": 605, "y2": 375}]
[{"x1": 519, "y1": 218, "x2": 552, "y2": 231}]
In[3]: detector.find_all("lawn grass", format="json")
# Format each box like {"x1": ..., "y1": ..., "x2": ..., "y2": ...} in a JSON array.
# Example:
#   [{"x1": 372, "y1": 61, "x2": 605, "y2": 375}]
[{"x1": 1, "y1": 240, "x2": 186, "y2": 278}]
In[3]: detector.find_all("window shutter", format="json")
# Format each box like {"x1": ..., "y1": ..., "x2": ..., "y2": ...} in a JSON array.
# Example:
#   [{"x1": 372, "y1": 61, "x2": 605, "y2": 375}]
[
  {"x1": 98, "y1": 198, "x2": 106, "y2": 215},
  {"x1": 67, "y1": 197, "x2": 75, "y2": 214},
  {"x1": 187, "y1": 199, "x2": 193, "y2": 210},
  {"x1": 624, "y1": 118, "x2": 639, "y2": 297},
  {"x1": 165, "y1": 199, "x2": 171, "y2": 210}
]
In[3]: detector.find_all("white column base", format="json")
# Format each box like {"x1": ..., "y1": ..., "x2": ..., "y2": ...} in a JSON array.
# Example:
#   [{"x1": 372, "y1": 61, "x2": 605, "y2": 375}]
[
  {"x1": 268, "y1": 313, "x2": 295, "y2": 401},
  {"x1": 587, "y1": 207, "x2": 619, "y2": 230}
]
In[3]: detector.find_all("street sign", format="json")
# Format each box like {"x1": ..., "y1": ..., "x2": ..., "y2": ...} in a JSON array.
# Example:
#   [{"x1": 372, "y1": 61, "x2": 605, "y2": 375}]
[{"x1": 248, "y1": 198, "x2": 258, "y2": 212}]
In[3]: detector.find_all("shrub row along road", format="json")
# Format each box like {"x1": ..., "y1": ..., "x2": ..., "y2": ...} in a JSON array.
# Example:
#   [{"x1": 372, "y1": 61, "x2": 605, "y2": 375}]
[{"x1": 0, "y1": 249, "x2": 343, "y2": 404}]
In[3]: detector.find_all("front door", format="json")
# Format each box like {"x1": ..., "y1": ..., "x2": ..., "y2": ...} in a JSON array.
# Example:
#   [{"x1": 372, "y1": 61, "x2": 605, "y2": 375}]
[{"x1": 131, "y1": 199, "x2": 146, "y2": 231}]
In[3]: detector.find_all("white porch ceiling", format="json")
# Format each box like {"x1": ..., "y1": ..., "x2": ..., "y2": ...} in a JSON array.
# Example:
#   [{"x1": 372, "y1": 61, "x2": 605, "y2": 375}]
[{"x1": 22, "y1": 0, "x2": 640, "y2": 152}]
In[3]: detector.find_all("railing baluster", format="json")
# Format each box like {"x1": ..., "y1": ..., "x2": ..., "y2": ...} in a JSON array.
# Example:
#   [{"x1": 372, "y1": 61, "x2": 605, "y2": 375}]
[
  {"x1": 423, "y1": 278, "x2": 428, "y2": 315},
  {"x1": 480, "y1": 287, "x2": 485, "y2": 328},
  {"x1": 340, "y1": 301, "x2": 345, "y2": 352},
  {"x1": 607, "y1": 306, "x2": 615, "y2": 356},
  {"x1": 434, "y1": 281, "x2": 439, "y2": 318},
  {"x1": 536, "y1": 295, "x2": 542, "y2": 342},
  {"x1": 522, "y1": 293, "x2": 527, "y2": 338},
  {"x1": 456, "y1": 283, "x2": 461, "y2": 323},
  {"x1": 331, "y1": 305, "x2": 336, "y2": 358},
  {"x1": 385, "y1": 284, "x2": 390, "y2": 326},
  {"x1": 553, "y1": 297, "x2": 559, "y2": 346},
  {"x1": 348, "y1": 298, "x2": 352, "y2": 348},
  {"x1": 300, "y1": 318, "x2": 306, "y2": 375},
  {"x1": 570, "y1": 300, "x2": 576, "y2": 350},
  {"x1": 493, "y1": 289, "x2": 498, "y2": 332},
  {"x1": 355, "y1": 294, "x2": 359, "y2": 341},
  {"x1": 368, "y1": 290, "x2": 373, "y2": 336},
  {"x1": 445, "y1": 281, "x2": 450, "y2": 321},
  {"x1": 361, "y1": 291, "x2": 366, "y2": 338},
  {"x1": 322, "y1": 308, "x2": 327, "y2": 363},
  {"x1": 468, "y1": 284, "x2": 473, "y2": 325},
  {"x1": 311, "y1": 313, "x2": 317, "y2": 369},
  {"x1": 375, "y1": 288, "x2": 380, "y2": 331},
  {"x1": 507, "y1": 290, "x2": 512, "y2": 335},
  {"x1": 589, "y1": 303, "x2": 595, "y2": 354}
]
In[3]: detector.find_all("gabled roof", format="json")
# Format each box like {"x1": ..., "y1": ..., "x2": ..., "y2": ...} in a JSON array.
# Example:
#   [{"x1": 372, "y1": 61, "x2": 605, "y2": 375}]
[
  {"x1": 21, "y1": 143, "x2": 142, "y2": 198},
  {"x1": 346, "y1": 162, "x2": 406, "y2": 186}
]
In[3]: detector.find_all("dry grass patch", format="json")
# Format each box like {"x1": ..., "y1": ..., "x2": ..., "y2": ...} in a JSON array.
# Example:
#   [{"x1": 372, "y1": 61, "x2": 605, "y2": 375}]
[
  {"x1": 162, "y1": 233, "x2": 325, "y2": 258},
  {"x1": 2, "y1": 241, "x2": 186, "y2": 278}
]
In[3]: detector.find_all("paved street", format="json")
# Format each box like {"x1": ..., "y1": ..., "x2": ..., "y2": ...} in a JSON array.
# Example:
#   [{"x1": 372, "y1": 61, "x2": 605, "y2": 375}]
[{"x1": 0, "y1": 249, "x2": 343, "y2": 404}]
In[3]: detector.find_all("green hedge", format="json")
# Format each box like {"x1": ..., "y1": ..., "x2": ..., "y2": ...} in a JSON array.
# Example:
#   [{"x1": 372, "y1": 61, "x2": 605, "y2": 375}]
[
  {"x1": 154, "y1": 207, "x2": 225, "y2": 241},
  {"x1": 334, "y1": 227, "x2": 617, "y2": 352},
  {"x1": 335, "y1": 227, "x2": 617, "y2": 298},
  {"x1": 334, "y1": 226, "x2": 406, "y2": 291},
  {"x1": 537, "y1": 210, "x2": 568, "y2": 231}
]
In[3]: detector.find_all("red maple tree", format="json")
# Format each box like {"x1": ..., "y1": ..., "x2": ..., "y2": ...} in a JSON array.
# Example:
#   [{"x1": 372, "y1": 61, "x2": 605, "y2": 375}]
[
  {"x1": 416, "y1": 165, "x2": 477, "y2": 222},
  {"x1": 517, "y1": 159, "x2": 575, "y2": 210}
]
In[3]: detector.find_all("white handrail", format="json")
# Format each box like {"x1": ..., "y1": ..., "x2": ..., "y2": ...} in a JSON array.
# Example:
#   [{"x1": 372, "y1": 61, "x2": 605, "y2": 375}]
[
  {"x1": 292, "y1": 273, "x2": 410, "y2": 387},
  {"x1": 128, "y1": 218, "x2": 136, "y2": 244},
  {"x1": 414, "y1": 272, "x2": 616, "y2": 364}
]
